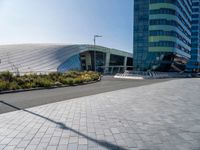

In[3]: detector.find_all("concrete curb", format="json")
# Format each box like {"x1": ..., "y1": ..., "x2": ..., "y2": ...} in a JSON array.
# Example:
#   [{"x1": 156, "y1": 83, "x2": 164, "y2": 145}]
[
  {"x1": 114, "y1": 75, "x2": 144, "y2": 80},
  {"x1": 0, "y1": 77, "x2": 101, "y2": 95}
]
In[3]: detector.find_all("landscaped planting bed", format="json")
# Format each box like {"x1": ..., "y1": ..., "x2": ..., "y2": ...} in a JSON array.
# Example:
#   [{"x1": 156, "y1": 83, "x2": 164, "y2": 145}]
[{"x1": 0, "y1": 71, "x2": 101, "y2": 92}]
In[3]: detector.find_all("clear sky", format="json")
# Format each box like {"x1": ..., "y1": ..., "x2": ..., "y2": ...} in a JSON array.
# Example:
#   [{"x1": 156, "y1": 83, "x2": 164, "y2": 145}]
[{"x1": 0, "y1": 0, "x2": 133, "y2": 53}]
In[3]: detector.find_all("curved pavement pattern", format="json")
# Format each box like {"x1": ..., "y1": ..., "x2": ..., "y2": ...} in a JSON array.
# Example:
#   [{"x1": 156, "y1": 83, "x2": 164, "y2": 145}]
[{"x1": 0, "y1": 78, "x2": 200, "y2": 150}]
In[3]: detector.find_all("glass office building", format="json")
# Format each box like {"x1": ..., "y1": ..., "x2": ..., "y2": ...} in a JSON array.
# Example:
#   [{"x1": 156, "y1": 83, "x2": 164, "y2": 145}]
[
  {"x1": 187, "y1": 0, "x2": 200, "y2": 72},
  {"x1": 134, "y1": 0, "x2": 192, "y2": 71}
]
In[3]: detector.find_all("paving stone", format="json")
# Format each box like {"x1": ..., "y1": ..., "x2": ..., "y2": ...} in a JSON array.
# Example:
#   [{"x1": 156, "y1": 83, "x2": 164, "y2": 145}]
[
  {"x1": 17, "y1": 140, "x2": 30, "y2": 148},
  {"x1": 29, "y1": 138, "x2": 41, "y2": 145},
  {"x1": 78, "y1": 144, "x2": 88, "y2": 150},
  {"x1": 36, "y1": 142, "x2": 48, "y2": 150},
  {"x1": 40, "y1": 137, "x2": 51, "y2": 143},
  {"x1": 78, "y1": 138, "x2": 87, "y2": 145},
  {"x1": 0, "y1": 138, "x2": 13, "y2": 145},
  {"x1": 88, "y1": 141, "x2": 98, "y2": 147},
  {"x1": 46, "y1": 145, "x2": 57, "y2": 150},
  {"x1": 8, "y1": 138, "x2": 22, "y2": 146},
  {"x1": 15, "y1": 133, "x2": 27, "y2": 138},
  {"x1": 88, "y1": 147, "x2": 99, "y2": 150},
  {"x1": 26, "y1": 145, "x2": 37, "y2": 150},
  {"x1": 57, "y1": 144, "x2": 68, "y2": 150},
  {"x1": 49, "y1": 136, "x2": 60, "y2": 145},
  {"x1": 34, "y1": 133, "x2": 44, "y2": 138},
  {"x1": 0, "y1": 145, "x2": 6, "y2": 150},
  {"x1": 68, "y1": 143, "x2": 78, "y2": 150},
  {"x1": 0, "y1": 136, "x2": 5, "y2": 142},
  {"x1": 111, "y1": 128, "x2": 120, "y2": 134},
  {"x1": 6, "y1": 131, "x2": 19, "y2": 138},
  {"x1": 53, "y1": 131, "x2": 62, "y2": 137},
  {"x1": 125, "y1": 139, "x2": 137, "y2": 148},
  {"x1": 3, "y1": 146, "x2": 16, "y2": 150},
  {"x1": 69, "y1": 137, "x2": 78, "y2": 144},
  {"x1": 23, "y1": 134, "x2": 34, "y2": 141},
  {"x1": 59, "y1": 137, "x2": 69, "y2": 145},
  {"x1": 14, "y1": 148, "x2": 25, "y2": 150}
]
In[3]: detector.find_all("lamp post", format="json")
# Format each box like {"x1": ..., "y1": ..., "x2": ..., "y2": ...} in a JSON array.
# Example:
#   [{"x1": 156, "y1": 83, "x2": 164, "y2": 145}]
[{"x1": 93, "y1": 35, "x2": 102, "y2": 71}]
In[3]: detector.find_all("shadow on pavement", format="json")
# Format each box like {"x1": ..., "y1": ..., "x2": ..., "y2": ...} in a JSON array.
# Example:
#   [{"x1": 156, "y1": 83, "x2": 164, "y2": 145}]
[{"x1": 0, "y1": 100, "x2": 129, "y2": 150}]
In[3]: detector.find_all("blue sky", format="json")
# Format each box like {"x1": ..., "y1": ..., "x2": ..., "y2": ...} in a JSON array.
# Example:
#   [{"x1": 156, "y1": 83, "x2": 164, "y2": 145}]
[{"x1": 0, "y1": 0, "x2": 133, "y2": 52}]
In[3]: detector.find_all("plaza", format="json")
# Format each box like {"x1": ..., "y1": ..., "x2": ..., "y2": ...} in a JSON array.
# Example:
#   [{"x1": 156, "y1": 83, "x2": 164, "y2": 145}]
[
  {"x1": 0, "y1": 1, "x2": 200, "y2": 150},
  {"x1": 0, "y1": 78, "x2": 199, "y2": 150}
]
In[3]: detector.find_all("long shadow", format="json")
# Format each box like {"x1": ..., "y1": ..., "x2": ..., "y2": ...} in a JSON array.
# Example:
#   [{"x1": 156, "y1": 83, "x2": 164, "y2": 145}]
[{"x1": 0, "y1": 101, "x2": 129, "y2": 150}]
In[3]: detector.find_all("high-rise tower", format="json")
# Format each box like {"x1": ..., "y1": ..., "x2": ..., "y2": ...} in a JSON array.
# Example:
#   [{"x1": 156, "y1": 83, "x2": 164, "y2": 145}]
[
  {"x1": 134, "y1": 0, "x2": 192, "y2": 71},
  {"x1": 187, "y1": 0, "x2": 200, "y2": 72}
]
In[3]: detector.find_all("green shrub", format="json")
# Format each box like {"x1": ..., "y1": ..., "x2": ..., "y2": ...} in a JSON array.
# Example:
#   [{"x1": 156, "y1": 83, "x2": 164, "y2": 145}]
[
  {"x1": 0, "y1": 71, "x2": 15, "y2": 82},
  {"x1": 58, "y1": 76, "x2": 65, "y2": 83},
  {"x1": 90, "y1": 73, "x2": 100, "y2": 80},
  {"x1": 64, "y1": 71, "x2": 81, "y2": 78},
  {"x1": 59, "y1": 78, "x2": 74, "y2": 85},
  {"x1": 54, "y1": 81, "x2": 62, "y2": 86},
  {"x1": 35, "y1": 78, "x2": 53, "y2": 87},
  {"x1": 67, "y1": 78, "x2": 74, "y2": 85},
  {"x1": 73, "y1": 78, "x2": 83, "y2": 84},
  {"x1": 20, "y1": 82, "x2": 36, "y2": 89},
  {"x1": 49, "y1": 72, "x2": 62, "y2": 81},
  {"x1": 80, "y1": 73, "x2": 92, "y2": 82},
  {"x1": 0, "y1": 80, "x2": 9, "y2": 91},
  {"x1": 8, "y1": 82, "x2": 21, "y2": 90},
  {"x1": 15, "y1": 77, "x2": 28, "y2": 86}
]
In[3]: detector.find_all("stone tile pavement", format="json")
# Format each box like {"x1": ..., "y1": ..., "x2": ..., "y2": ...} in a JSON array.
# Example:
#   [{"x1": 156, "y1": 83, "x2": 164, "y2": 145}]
[{"x1": 0, "y1": 78, "x2": 200, "y2": 150}]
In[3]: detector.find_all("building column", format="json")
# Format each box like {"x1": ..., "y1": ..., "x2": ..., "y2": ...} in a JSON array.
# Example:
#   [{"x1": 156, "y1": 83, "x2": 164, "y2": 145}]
[
  {"x1": 104, "y1": 52, "x2": 110, "y2": 73},
  {"x1": 124, "y1": 56, "x2": 127, "y2": 71}
]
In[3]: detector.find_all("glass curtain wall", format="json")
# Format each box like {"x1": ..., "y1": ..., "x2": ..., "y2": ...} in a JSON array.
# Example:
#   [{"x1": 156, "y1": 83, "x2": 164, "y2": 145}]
[
  {"x1": 187, "y1": 0, "x2": 200, "y2": 72},
  {"x1": 134, "y1": 0, "x2": 192, "y2": 71}
]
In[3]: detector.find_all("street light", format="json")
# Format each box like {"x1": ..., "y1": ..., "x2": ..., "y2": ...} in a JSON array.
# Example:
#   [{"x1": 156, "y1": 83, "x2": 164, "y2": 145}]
[
  {"x1": 93, "y1": 35, "x2": 102, "y2": 71},
  {"x1": 94, "y1": 35, "x2": 102, "y2": 46}
]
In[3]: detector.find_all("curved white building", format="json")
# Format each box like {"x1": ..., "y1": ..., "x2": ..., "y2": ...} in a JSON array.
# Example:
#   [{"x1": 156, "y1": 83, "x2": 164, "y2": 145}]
[{"x1": 0, "y1": 44, "x2": 133, "y2": 74}]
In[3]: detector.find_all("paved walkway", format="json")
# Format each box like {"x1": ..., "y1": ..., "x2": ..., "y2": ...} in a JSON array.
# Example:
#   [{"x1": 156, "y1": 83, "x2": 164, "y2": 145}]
[
  {"x1": 0, "y1": 79, "x2": 200, "y2": 150},
  {"x1": 0, "y1": 77, "x2": 170, "y2": 114}
]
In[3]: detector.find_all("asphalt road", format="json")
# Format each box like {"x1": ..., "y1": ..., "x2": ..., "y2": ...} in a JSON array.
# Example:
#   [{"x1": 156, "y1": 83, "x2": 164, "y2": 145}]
[{"x1": 0, "y1": 76, "x2": 171, "y2": 114}]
